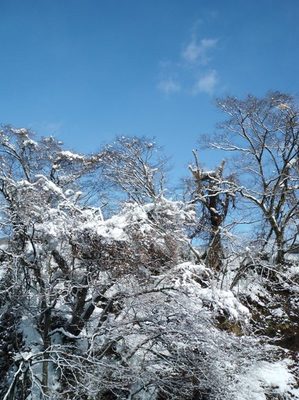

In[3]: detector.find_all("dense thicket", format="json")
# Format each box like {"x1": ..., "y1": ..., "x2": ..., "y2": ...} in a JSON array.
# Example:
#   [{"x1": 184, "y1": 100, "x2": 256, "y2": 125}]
[{"x1": 0, "y1": 92, "x2": 298, "y2": 399}]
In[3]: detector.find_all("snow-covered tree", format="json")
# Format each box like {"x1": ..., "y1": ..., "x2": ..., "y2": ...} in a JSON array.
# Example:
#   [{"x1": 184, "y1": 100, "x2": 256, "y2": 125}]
[
  {"x1": 99, "y1": 137, "x2": 167, "y2": 206},
  {"x1": 0, "y1": 119, "x2": 298, "y2": 400},
  {"x1": 188, "y1": 151, "x2": 236, "y2": 271},
  {"x1": 210, "y1": 92, "x2": 299, "y2": 264}
]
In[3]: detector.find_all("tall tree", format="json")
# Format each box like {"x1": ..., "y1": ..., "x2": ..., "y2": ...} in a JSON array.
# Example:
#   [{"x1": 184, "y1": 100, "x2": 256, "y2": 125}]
[{"x1": 209, "y1": 92, "x2": 299, "y2": 264}]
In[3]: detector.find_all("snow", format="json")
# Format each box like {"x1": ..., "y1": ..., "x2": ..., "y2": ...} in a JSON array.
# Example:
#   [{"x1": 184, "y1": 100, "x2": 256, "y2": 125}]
[
  {"x1": 200, "y1": 287, "x2": 250, "y2": 319},
  {"x1": 64, "y1": 189, "x2": 74, "y2": 196},
  {"x1": 0, "y1": 129, "x2": 298, "y2": 399},
  {"x1": 58, "y1": 150, "x2": 85, "y2": 161},
  {"x1": 34, "y1": 174, "x2": 64, "y2": 195},
  {"x1": 11, "y1": 128, "x2": 28, "y2": 135},
  {"x1": 18, "y1": 316, "x2": 42, "y2": 349},
  {"x1": 49, "y1": 327, "x2": 83, "y2": 339},
  {"x1": 23, "y1": 139, "x2": 38, "y2": 147},
  {"x1": 174, "y1": 263, "x2": 250, "y2": 320},
  {"x1": 97, "y1": 222, "x2": 128, "y2": 241},
  {"x1": 271, "y1": 307, "x2": 285, "y2": 318},
  {"x1": 235, "y1": 359, "x2": 299, "y2": 400},
  {"x1": 256, "y1": 360, "x2": 296, "y2": 394}
]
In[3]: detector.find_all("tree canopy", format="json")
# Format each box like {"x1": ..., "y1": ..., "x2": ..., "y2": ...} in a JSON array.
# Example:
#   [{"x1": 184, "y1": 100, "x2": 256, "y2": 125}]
[{"x1": 0, "y1": 93, "x2": 298, "y2": 400}]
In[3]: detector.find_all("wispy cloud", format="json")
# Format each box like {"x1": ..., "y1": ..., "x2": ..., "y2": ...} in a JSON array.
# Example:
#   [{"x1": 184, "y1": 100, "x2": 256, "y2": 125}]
[
  {"x1": 157, "y1": 78, "x2": 181, "y2": 94},
  {"x1": 182, "y1": 37, "x2": 218, "y2": 64},
  {"x1": 192, "y1": 70, "x2": 218, "y2": 95},
  {"x1": 157, "y1": 23, "x2": 220, "y2": 96}
]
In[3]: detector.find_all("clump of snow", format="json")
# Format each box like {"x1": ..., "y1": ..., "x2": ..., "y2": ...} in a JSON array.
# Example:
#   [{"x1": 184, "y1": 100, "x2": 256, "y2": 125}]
[
  {"x1": 58, "y1": 150, "x2": 85, "y2": 161},
  {"x1": 97, "y1": 220, "x2": 128, "y2": 241},
  {"x1": 23, "y1": 138, "x2": 38, "y2": 147},
  {"x1": 200, "y1": 287, "x2": 250, "y2": 320},
  {"x1": 271, "y1": 307, "x2": 285, "y2": 318},
  {"x1": 34, "y1": 174, "x2": 64, "y2": 195},
  {"x1": 234, "y1": 359, "x2": 299, "y2": 399},
  {"x1": 170, "y1": 262, "x2": 250, "y2": 321},
  {"x1": 288, "y1": 263, "x2": 299, "y2": 279},
  {"x1": 256, "y1": 360, "x2": 297, "y2": 393},
  {"x1": 11, "y1": 128, "x2": 28, "y2": 135}
]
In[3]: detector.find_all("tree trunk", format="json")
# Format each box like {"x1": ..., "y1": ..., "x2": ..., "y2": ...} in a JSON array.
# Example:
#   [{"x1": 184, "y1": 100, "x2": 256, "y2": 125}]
[
  {"x1": 275, "y1": 231, "x2": 285, "y2": 265},
  {"x1": 206, "y1": 229, "x2": 224, "y2": 271},
  {"x1": 42, "y1": 307, "x2": 51, "y2": 396}
]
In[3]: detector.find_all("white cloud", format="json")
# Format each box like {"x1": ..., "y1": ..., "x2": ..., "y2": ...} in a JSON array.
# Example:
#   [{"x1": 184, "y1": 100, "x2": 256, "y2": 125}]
[
  {"x1": 182, "y1": 37, "x2": 218, "y2": 64},
  {"x1": 192, "y1": 70, "x2": 218, "y2": 95},
  {"x1": 157, "y1": 78, "x2": 181, "y2": 94},
  {"x1": 157, "y1": 30, "x2": 220, "y2": 97}
]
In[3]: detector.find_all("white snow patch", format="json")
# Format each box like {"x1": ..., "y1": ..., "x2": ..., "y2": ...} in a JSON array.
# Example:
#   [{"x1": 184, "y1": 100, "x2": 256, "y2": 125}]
[
  {"x1": 11, "y1": 128, "x2": 28, "y2": 134},
  {"x1": 200, "y1": 287, "x2": 250, "y2": 319},
  {"x1": 23, "y1": 139, "x2": 38, "y2": 147},
  {"x1": 58, "y1": 150, "x2": 85, "y2": 161},
  {"x1": 235, "y1": 359, "x2": 299, "y2": 400},
  {"x1": 271, "y1": 307, "x2": 285, "y2": 318}
]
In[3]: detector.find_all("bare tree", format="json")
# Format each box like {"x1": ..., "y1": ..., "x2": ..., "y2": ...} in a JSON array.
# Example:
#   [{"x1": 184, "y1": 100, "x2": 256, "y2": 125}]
[
  {"x1": 99, "y1": 136, "x2": 167, "y2": 205},
  {"x1": 209, "y1": 92, "x2": 299, "y2": 264}
]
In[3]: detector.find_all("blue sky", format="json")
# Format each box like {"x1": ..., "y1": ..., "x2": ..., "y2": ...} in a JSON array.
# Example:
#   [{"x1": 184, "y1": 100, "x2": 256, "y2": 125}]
[{"x1": 1, "y1": 0, "x2": 299, "y2": 179}]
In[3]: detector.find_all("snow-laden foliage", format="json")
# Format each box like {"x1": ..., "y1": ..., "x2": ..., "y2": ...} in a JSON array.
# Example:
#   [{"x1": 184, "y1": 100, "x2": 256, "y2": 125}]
[{"x1": 0, "y1": 109, "x2": 298, "y2": 400}]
